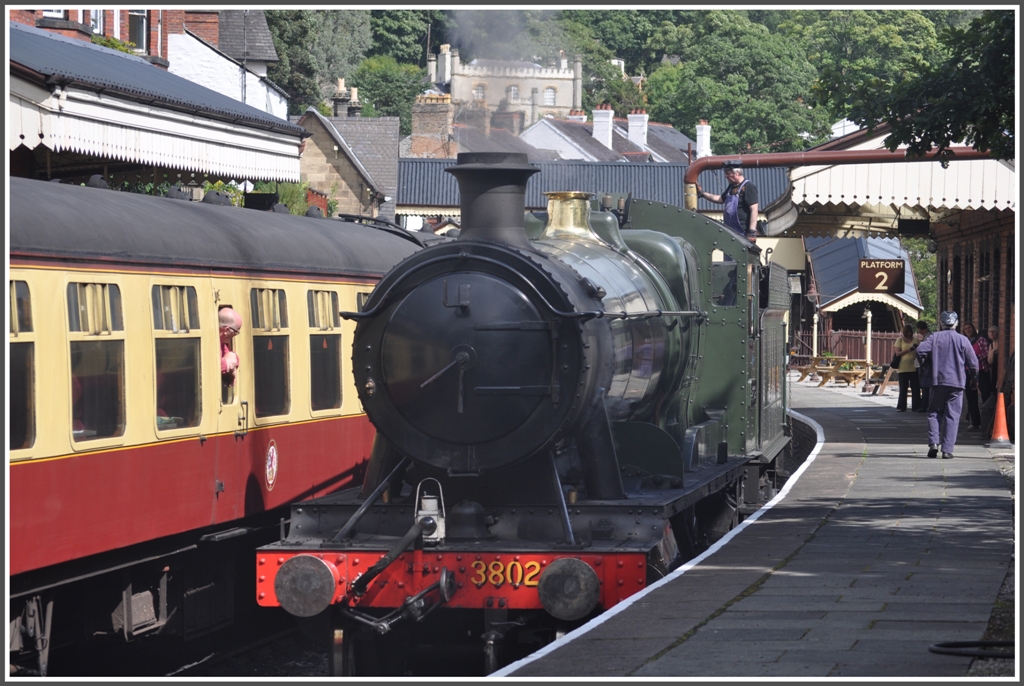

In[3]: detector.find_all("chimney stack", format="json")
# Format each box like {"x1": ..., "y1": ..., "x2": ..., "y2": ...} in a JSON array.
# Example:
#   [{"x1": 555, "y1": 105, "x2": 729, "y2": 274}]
[
  {"x1": 696, "y1": 119, "x2": 713, "y2": 158},
  {"x1": 332, "y1": 78, "x2": 349, "y2": 118},
  {"x1": 347, "y1": 87, "x2": 362, "y2": 117},
  {"x1": 592, "y1": 104, "x2": 614, "y2": 150},
  {"x1": 566, "y1": 109, "x2": 587, "y2": 123},
  {"x1": 627, "y1": 108, "x2": 648, "y2": 149},
  {"x1": 427, "y1": 53, "x2": 437, "y2": 83},
  {"x1": 437, "y1": 44, "x2": 452, "y2": 83}
]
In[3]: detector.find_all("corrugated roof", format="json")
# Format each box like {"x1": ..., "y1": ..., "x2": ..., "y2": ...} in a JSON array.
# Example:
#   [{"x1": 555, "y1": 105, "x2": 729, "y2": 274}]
[
  {"x1": 398, "y1": 159, "x2": 790, "y2": 212},
  {"x1": 9, "y1": 21, "x2": 304, "y2": 136},
  {"x1": 805, "y1": 236, "x2": 922, "y2": 312},
  {"x1": 218, "y1": 10, "x2": 279, "y2": 63}
]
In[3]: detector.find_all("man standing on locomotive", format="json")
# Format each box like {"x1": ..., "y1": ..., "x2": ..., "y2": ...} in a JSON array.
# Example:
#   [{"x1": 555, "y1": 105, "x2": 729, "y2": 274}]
[
  {"x1": 916, "y1": 311, "x2": 978, "y2": 459},
  {"x1": 695, "y1": 166, "x2": 759, "y2": 241}
]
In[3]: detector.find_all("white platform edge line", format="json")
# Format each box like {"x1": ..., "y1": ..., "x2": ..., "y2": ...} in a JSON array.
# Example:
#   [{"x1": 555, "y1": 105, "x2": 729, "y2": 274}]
[{"x1": 490, "y1": 409, "x2": 826, "y2": 678}]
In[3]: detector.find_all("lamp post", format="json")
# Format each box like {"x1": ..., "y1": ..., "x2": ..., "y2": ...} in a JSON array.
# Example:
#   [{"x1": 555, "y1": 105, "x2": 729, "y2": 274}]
[{"x1": 862, "y1": 307, "x2": 873, "y2": 392}]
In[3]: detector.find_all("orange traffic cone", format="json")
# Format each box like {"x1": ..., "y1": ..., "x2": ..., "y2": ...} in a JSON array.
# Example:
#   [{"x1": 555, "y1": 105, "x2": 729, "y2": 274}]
[{"x1": 987, "y1": 392, "x2": 1012, "y2": 448}]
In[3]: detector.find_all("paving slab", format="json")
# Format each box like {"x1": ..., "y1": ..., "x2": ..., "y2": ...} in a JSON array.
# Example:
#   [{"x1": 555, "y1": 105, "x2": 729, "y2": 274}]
[{"x1": 503, "y1": 382, "x2": 1014, "y2": 678}]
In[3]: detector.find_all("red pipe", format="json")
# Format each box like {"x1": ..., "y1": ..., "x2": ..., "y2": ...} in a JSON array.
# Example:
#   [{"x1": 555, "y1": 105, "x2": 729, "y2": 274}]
[{"x1": 682, "y1": 146, "x2": 994, "y2": 210}]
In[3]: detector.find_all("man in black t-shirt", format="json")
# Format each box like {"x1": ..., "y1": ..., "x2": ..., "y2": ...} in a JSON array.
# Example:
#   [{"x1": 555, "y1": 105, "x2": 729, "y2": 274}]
[{"x1": 696, "y1": 167, "x2": 759, "y2": 240}]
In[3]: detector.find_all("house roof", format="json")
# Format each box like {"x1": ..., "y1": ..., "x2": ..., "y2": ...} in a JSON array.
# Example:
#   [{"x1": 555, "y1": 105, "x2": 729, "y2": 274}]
[
  {"x1": 217, "y1": 10, "x2": 279, "y2": 64},
  {"x1": 611, "y1": 120, "x2": 696, "y2": 164},
  {"x1": 451, "y1": 124, "x2": 561, "y2": 160},
  {"x1": 526, "y1": 118, "x2": 649, "y2": 162},
  {"x1": 326, "y1": 115, "x2": 402, "y2": 221},
  {"x1": 805, "y1": 236, "x2": 922, "y2": 319},
  {"x1": 9, "y1": 21, "x2": 303, "y2": 137},
  {"x1": 298, "y1": 109, "x2": 382, "y2": 197},
  {"x1": 397, "y1": 159, "x2": 789, "y2": 216}
]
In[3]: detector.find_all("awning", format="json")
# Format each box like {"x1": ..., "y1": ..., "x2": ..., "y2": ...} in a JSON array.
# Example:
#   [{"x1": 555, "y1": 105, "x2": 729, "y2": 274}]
[
  {"x1": 10, "y1": 78, "x2": 301, "y2": 182},
  {"x1": 821, "y1": 291, "x2": 921, "y2": 321}
]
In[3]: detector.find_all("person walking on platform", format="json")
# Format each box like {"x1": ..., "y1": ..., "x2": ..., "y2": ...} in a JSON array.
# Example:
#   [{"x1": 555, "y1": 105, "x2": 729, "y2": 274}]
[{"x1": 916, "y1": 311, "x2": 978, "y2": 459}]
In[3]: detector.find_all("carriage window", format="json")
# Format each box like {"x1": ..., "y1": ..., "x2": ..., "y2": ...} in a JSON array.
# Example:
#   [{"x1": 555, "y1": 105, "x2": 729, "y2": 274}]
[
  {"x1": 251, "y1": 288, "x2": 290, "y2": 417},
  {"x1": 10, "y1": 280, "x2": 35, "y2": 450},
  {"x1": 67, "y1": 282, "x2": 125, "y2": 441},
  {"x1": 710, "y1": 250, "x2": 738, "y2": 307},
  {"x1": 152, "y1": 286, "x2": 201, "y2": 430},
  {"x1": 357, "y1": 292, "x2": 372, "y2": 312},
  {"x1": 308, "y1": 290, "x2": 342, "y2": 411}
]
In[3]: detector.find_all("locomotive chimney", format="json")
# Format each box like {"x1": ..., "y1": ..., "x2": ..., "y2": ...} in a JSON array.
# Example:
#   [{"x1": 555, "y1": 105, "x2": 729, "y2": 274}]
[{"x1": 445, "y1": 152, "x2": 538, "y2": 249}]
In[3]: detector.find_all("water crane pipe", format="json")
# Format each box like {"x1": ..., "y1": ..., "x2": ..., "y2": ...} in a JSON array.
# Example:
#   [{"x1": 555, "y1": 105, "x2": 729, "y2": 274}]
[{"x1": 683, "y1": 146, "x2": 994, "y2": 210}]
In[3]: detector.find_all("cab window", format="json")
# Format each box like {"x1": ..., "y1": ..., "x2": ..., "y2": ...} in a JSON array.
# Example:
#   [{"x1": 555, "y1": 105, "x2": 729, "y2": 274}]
[
  {"x1": 152, "y1": 285, "x2": 201, "y2": 430},
  {"x1": 308, "y1": 290, "x2": 342, "y2": 411},
  {"x1": 251, "y1": 288, "x2": 290, "y2": 417},
  {"x1": 68, "y1": 282, "x2": 125, "y2": 441},
  {"x1": 10, "y1": 280, "x2": 35, "y2": 450},
  {"x1": 711, "y1": 250, "x2": 738, "y2": 307}
]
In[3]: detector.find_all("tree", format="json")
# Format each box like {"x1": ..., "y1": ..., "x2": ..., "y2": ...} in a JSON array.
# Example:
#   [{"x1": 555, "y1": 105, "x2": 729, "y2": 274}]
[
  {"x1": 903, "y1": 238, "x2": 937, "y2": 328},
  {"x1": 368, "y1": 10, "x2": 449, "y2": 66},
  {"x1": 645, "y1": 11, "x2": 833, "y2": 154},
  {"x1": 350, "y1": 56, "x2": 425, "y2": 136},
  {"x1": 833, "y1": 10, "x2": 1014, "y2": 162},
  {"x1": 266, "y1": 10, "x2": 372, "y2": 114}
]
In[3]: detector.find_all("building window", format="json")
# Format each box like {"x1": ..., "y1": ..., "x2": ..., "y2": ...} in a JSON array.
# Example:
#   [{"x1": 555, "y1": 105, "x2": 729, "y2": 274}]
[
  {"x1": 128, "y1": 9, "x2": 148, "y2": 52},
  {"x1": 67, "y1": 282, "x2": 125, "y2": 441},
  {"x1": 10, "y1": 280, "x2": 35, "y2": 450},
  {"x1": 88, "y1": 9, "x2": 103, "y2": 34},
  {"x1": 152, "y1": 285, "x2": 201, "y2": 430},
  {"x1": 251, "y1": 288, "x2": 290, "y2": 417},
  {"x1": 42, "y1": 10, "x2": 66, "y2": 18},
  {"x1": 507, "y1": 85, "x2": 519, "y2": 102},
  {"x1": 473, "y1": 85, "x2": 486, "y2": 100},
  {"x1": 307, "y1": 290, "x2": 342, "y2": 411},
  {"x1": 544, "y1": 87, "x2": 556, "y2": 106}
]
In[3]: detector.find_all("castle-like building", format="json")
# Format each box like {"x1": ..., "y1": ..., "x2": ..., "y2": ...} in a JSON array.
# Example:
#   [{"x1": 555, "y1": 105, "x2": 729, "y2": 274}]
[{"x1": 427, "y1": 44, "x2": 582, "y2": 126}]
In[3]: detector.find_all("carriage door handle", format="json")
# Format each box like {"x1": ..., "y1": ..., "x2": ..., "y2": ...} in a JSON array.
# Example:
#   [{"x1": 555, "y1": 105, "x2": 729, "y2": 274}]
[{"x1": 235, "y1": 401, "x2": 249, "y2": 438}]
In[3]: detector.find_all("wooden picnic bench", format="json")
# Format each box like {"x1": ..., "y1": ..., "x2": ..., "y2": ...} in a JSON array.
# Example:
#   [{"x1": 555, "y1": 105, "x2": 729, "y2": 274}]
[{"x1": 794, "y1": 355, "x2": 847, "y2": 383}]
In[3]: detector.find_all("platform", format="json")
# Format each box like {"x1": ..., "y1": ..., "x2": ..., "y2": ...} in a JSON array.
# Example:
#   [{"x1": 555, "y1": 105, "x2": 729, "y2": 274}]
[{"x1": 499, "y1": 382, "x2": 1015, "y2": 678}]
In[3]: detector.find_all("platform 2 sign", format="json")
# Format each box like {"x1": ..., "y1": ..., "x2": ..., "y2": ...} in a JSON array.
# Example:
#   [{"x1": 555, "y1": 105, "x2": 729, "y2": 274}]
[{"x1": 858, "y1": 259, "x2": 905, "y2": 293}]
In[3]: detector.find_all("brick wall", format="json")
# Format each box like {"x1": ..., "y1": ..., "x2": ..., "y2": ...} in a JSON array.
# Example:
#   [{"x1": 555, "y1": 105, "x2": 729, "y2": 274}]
[
  {"x1": 10, "y1": 10, "x2": 37, "y2": 26},
  {"x1": 933, "y1": 208, "x2": 1015, "y2": 388}
]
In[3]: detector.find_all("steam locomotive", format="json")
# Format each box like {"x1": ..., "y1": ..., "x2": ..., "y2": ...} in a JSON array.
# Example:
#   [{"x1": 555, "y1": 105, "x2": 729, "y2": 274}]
[{"x1": 255, "y1": 152, "x2": 793, "y2": 675}]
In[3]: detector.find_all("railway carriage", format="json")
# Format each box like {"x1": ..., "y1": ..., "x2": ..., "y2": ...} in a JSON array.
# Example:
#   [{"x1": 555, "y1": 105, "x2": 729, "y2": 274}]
[
  {"x1": 8, "y1": 177, "x2": 421, "y2": 675},
  {"x1": 254, "y1": 153, "x2": 793, "y2": 675}
]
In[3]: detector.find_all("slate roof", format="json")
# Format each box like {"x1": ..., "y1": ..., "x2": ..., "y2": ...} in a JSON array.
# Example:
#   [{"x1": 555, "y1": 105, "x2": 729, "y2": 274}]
[
  {"x1": 451, "y1": 125, "x2": 561, "y2": 161},
  {"x1": 218, "y1": 10, "x2": 279, "y2": 63},
  {"x1": 298, "y1": 109, "x2": 383, "y2": 196},
  {"x1": 9, "y1": 21, "x2": 304, "y2": 137},
  {"x1": 398, "y1": 159, "x2": 791, "y2": 213},
  {"x1": 805, "y1": 236, "x2": 922, "y2": 310},
  {"x1": 327, "y1": 116, "x2": 402, "y2": 222},
  {"x1": 644, "y1": 123, "x2": 698, "y2": 163},
  {"x1": 535, "y1": 119, "x2": 649, "y2": 162}
]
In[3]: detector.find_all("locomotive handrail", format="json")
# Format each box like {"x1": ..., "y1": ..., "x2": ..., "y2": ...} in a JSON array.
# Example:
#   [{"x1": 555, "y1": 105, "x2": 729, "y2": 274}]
[{"x1": 340, "y1": 250, "x2": 708, "y2": 325}]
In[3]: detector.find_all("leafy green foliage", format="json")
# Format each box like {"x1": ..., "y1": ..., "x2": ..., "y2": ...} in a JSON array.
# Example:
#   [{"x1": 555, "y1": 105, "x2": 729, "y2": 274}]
[
  {"x1": 903, "y1": 238, "x2": 937, "y2": 328},
  {"x1": 350, "y1": 56, "x2": 425, "y2": 136},
  {"x1": 368, "y1": 10, "x2": 449, "y2": 66},
  {"x1": 202, "y1": 180, "x2": 244, "y2": 207},
  {"x1": 91, "y1": 34, "x2": 136, "y2": 53},
  {"x1": 834, "y1": 10, "x2": 1014, "y2": 162},
  {"x1": 266, "y1": 10, "x2": 372, "y2": 115},
  {"x1": 253, "y1": 180, "x2": 310, "y2": 215},
  {"x1": 646, "y1": 11, "x2": 833, "y2": 153}
]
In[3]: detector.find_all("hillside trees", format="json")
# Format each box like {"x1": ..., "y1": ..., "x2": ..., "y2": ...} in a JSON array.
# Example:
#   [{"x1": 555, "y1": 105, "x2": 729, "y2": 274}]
[
  {"x1": 646, "y1": 11, "x2": 833, "y2": 154},
  {"x1": 350, "y1": 57, "x2": 425, "y2": 136},
  {"x1": 821, "y1": 10, "x2": 1014, "y2": 162},
  {"x1": 265, "y1": 10, "x2": 372, "y2": 114}
]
